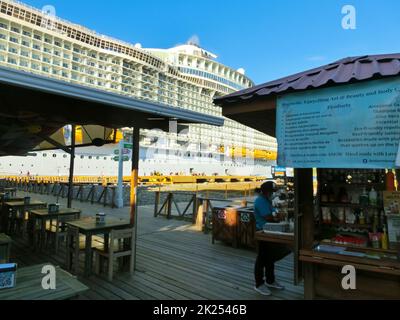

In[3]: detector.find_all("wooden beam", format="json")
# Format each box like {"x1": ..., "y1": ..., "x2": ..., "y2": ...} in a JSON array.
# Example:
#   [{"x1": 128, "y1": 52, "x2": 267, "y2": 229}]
[{"x1": 222, "y1": 97, "x2": 277, "y2": 116}]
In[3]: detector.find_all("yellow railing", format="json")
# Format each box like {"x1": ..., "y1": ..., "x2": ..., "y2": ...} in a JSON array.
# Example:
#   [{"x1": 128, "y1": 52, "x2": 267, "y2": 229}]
[
  {"x1": 0, "y1": 175, "x2": 266, "y2": 186},
  {"x1": 219, "y1": 147, "x2": 277, "y2": 160}
]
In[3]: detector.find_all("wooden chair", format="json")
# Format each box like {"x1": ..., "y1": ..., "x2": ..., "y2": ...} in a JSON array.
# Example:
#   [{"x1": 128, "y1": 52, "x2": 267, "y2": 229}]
[
  {"x1": 66, "y1": 225, "x2": 104, "y2": 275},
  {"x1": 9, "y1": 207, "x2": 28, "y2": 236},
  {"x1": 45, "y1": 213, "x2": 80, "y2": 253},
  {"x1": 0, "y1": 233, "x2": 12, "y2": 263},
  {"x1": 15, "y1": 204, "x2": 46, "y2": 237},
  {"x1": 94, "y1": 227, "x2": 135, "y2": 281}
]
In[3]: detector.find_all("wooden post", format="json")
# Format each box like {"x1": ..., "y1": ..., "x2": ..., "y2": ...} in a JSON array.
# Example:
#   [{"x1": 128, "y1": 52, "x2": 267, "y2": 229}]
[
  {"x1": 154, "y1": 191, "x2": 160, "y2": 217},
  {"x1": 130, "y1": 127, "x2": 140, "y2": 272},
  {"x1": 130, "y1": 128, "x2": 140, "y2": 225},
  {"x1": 167, "y1": 193, "x2": 172, "y2": 220},
  {"x1": 203, "y1": 199, "x2": 209, "y2": 232},
  {"x1": 294, "y1": 168, "x2": 314, "y2": 288},
  {"x1": 67, "y1": 125, "x2": 76, "y2": 209},
  {"x1": 192, "y1": 194, "x2": 198, "y2": 221}
]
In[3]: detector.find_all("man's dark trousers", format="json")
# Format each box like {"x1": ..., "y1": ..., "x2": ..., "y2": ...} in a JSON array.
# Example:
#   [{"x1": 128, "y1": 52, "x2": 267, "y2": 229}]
[{"x1": 255, "y1": 241, "x2": 292, "y2": 287}]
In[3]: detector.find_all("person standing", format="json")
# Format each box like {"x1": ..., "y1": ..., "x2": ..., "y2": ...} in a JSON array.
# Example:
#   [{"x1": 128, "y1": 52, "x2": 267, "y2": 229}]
[{"x1": 253, "y1": 181, "x2": 291, "y2": 296}]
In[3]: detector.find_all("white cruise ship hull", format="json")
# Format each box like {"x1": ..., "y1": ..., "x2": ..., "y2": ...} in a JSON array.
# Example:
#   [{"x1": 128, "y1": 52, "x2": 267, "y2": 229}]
[{"x1": 0, "y1": 145, "x2": 274, "y2": 177}]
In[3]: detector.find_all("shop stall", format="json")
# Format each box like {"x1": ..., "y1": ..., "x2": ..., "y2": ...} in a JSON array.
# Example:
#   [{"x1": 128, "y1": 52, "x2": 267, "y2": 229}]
[
  {"x1": 215, "y1": 53, "x2": 400, "y2": 299},
  {"x1": 301, "y1": 168, "x2": 400, "y2": 299}
]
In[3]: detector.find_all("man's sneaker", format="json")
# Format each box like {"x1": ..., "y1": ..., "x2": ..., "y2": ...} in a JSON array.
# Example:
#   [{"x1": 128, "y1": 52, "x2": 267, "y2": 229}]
[
  {"x1": 266, "y1": 281, "x2": 285, "y2": 290},
  {"x1": 254, "y1": 285, "x2": 272, "y2": 296}
]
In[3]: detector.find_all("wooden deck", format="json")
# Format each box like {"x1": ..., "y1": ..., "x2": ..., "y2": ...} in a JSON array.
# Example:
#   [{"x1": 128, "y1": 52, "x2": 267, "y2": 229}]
[{"x1": 8, "y1": 192, "x2": 304, "y2": 300}]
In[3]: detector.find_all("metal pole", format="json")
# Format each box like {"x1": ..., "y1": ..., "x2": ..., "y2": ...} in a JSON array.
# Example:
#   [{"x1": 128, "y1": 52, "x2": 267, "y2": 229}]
[
  {"x1": 116, "y1": 140, "x2": 124, "y2": 208},
  {"x1": 67, "y1": 125, "x2": 76, "y2": 208}
]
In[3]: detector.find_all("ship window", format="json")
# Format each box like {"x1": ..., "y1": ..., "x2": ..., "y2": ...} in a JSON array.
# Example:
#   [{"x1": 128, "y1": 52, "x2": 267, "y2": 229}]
[
  {"x1": 104, "y1": 157, "x2": 107, "y2": 160},
  {"x1": 89, "y1": 156, "x2": 93, "y2": 159},
  {"x1": 43, "y1": 154, "x2": 47, "y2": 157},
  {"x1": 80, "y1": 156, "x2": 84, "y2": 159},
  {"x1": 63, "y1": 155, "x2": 68, "y2": 158},
  {"x1": 52, "y1": 154, "x2": 57, "y2": 158}
]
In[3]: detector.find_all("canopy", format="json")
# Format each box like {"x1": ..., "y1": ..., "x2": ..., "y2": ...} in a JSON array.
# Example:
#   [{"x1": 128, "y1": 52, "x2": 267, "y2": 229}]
[{"x1": 0, "y1": 66, "x2": 224, "y2": 155}]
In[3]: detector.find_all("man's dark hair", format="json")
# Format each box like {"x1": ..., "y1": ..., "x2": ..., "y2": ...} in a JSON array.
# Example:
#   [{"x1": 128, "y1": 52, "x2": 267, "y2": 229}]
[{"x1": 260, "y1": 181, "x2": 276, "y2": 194}]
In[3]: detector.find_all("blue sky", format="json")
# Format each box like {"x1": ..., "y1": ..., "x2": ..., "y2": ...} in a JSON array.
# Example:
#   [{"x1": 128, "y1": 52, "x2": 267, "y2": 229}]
[{"x1": 22, "y1": 0, "x2": 400, "y2": 84}]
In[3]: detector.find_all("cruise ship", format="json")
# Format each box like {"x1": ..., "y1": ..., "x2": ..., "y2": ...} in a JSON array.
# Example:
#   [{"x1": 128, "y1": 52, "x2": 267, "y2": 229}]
[{"x1": 0, "y1": 0, "x2": 278, "y2": 177}]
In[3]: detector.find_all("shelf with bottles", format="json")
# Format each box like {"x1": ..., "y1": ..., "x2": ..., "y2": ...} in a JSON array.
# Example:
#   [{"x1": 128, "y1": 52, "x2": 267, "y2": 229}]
[
  {"x1": 318, "y1": 209, "x2": 392, "y2": 252},
  {"x1": 318, "y1": 169, "x2": 389, "y2": 186},
  {"x1": 319, "y1": 184, "x2": 384, "y2": 208},
  {"x1": 315, "y1": 168, "x2": 400, "y2": 254},
  {"x1": 328, "y1": 222, "x2": 372, "y2": 230},
  {"x1": 320, "y1": 202, "x2": 381, "y2": 209},
  {"x1": 317, "y1": 224, "x2": 395, "y2": 253}
]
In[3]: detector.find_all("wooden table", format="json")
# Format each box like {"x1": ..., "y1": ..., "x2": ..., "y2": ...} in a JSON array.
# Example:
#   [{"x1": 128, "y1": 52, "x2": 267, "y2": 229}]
[
  {"x1": 2, "y1": 200, "x2": 47, "y2": 233},
  {"x1": 0, "y1": 233, "x2": 12, "y2": 263},
  {"x1": 0, "y1": 263, "x2": 88, "y2": 300},
  {"x1": 29, "y1": 208, "x2": 81, "y2": 252},
  {"x1": 2, "y1": 201, "x2": 47, "y2": 235},
  {"x1": 0, "y1": 196, "x2": 24, "y2": 203},
  {"x1": 0, "y1": 188, "x2": 17, "y2": 197},
  {"x1": 66, "y1": 217, "x2": 132, "y2": 277}
]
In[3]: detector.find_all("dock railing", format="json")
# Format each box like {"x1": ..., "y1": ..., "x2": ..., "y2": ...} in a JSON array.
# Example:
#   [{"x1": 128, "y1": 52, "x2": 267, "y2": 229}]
[
  {"x1": 1, "y1": 179, "x2": 122, "y2": 208},
  {"x1": 153, "y1": 190, "x2": 254, "y2": 233}
]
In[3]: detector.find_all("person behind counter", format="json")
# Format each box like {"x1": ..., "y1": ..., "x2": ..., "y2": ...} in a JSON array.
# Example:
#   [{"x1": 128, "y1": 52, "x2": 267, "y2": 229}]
[{"x1": 254, "y1": 181, "x2": 292, "y2": 296}]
